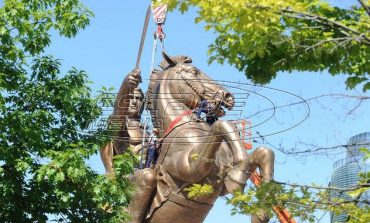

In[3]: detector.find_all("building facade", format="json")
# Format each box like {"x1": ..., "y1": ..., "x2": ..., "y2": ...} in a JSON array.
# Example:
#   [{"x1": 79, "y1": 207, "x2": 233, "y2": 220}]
[{"x1": 330, "y1": 132, "x2": 370, "y2": 223}]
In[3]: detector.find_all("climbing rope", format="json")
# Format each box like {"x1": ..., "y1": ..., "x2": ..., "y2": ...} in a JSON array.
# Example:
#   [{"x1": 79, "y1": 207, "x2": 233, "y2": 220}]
[{"x1": 139, "y1": 3, "x2": 169, "y2": 169}]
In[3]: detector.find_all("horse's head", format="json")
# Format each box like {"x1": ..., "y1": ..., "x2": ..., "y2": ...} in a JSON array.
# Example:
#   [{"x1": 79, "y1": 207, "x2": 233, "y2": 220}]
[{"x1": 160, "y1": 52, "x2": 235, "y2": 116}]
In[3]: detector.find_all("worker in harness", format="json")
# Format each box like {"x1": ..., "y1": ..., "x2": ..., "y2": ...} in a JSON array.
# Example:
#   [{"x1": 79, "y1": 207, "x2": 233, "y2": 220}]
[
  {"x1": 194, "y1": 99, "x2": 211, "y2": 122},
  {"x1": 194, "y1": 99, "x2": 225, "y2": 125},
  {"x1": 145, "y1": 128, "x2": 160, "y2": 168}
]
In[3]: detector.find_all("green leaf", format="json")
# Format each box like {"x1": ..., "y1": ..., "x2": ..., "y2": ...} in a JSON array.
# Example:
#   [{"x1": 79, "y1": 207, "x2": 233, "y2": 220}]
[
  {"x1": 184, "y1": 183, "x2": 214, "y2": 199},
  {"x1": 359, "y1": 147, "x2": 370, "y2": 160},
  {"x1": 347, "y1": 187, "x2": 368, "y2": 198},
  {"x1": 55, "y1": 172, "x2": 65, "y2": 182}
]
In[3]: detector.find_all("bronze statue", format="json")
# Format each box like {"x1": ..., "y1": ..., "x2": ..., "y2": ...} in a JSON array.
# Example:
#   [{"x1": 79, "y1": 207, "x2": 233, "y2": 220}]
[
  {"x1": 100, "y1": 68, "x2": 148, "y2": 174},
  {"x1": 126, "y1": 52, "x2": 275, "y2": 223}
]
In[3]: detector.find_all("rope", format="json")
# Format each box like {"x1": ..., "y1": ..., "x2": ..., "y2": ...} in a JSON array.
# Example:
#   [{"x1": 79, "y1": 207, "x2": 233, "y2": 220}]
[
  {"x1": 150, "y1": 38, "x2": 158, "y2": 73},
  {"x1": 139, "y1": 31, "x2": 159, "y2": 170},
  {"x1": 140, "y1": 119, "x2": 149, "y2": 169},
  {"x1": 139, "y1": 6, "x2": 167, "y2": 167}
]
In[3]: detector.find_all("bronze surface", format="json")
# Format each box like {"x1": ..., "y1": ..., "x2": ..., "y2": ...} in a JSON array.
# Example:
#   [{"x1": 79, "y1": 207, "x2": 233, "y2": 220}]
[{"x1": 103, "y1": 53, "x2": 275, "y2": 223}]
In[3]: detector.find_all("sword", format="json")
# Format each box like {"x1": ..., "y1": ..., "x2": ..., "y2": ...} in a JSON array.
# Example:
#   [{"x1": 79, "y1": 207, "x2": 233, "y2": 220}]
[
  {"x1": 135, "y1": 5, "x2": 151, "y2": 69},
  {"x1": 136, "y1": 6, "x2": 151, "y2": 169}
]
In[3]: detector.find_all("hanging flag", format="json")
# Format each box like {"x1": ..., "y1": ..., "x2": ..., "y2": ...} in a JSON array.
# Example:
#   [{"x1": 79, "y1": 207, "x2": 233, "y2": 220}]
[{"x1": 151, "y1": 3, "x2": 168, "y2": 24}]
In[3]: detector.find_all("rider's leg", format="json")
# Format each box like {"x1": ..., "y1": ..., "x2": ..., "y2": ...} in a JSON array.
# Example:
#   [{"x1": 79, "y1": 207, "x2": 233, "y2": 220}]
[{"x1": 129, "y1": 169, "x2": 157, "y2": 223}]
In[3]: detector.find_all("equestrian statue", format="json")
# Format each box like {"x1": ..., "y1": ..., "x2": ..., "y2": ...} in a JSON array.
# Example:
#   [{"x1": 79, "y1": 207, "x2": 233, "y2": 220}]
[{"x1": 101, "y1": 52, "x2": 275, "y2": 223}]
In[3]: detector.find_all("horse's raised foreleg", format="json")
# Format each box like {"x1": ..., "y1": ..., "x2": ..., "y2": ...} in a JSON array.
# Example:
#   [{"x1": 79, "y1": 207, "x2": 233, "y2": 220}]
[
  {"x1": 251, "y1": 210, "x2": 271, "y2": 223},
  {"x1": 248, "y1": 146, "x2": 275, "y2": 181},
  {"x1": 224, "y1": 146, "x2": 274, "y2": 191},
  {"x1": 164, "y1": 120, "x2": 245, "y2": 182},
  {"x1": 250, "y1": 147, "x2": 275, "y2": 223},
  {"x1": 128, "y1": 169, "x2": 157, "y2": 223},
  {"x1": 224, "y1": 146, "x2": 275, "y2": 223},
  {"x1": 210, "y1": 120, "x2": 247, "y2": 165}
]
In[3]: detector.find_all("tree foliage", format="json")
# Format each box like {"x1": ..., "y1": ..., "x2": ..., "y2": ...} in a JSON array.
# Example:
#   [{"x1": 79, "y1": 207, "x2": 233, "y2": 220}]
[
  {"x1": 161, "y1": 0, "x2": 370, "y2": 91},
  {"x1": 227, "y1": 179, "x2": 370, "y2": 223},
  {"x1": 0, "y1": 0, "x2": 133, "y2": 222},
  {"x1": 183, "y1": 147, "x2": 370, "y2": 222}
]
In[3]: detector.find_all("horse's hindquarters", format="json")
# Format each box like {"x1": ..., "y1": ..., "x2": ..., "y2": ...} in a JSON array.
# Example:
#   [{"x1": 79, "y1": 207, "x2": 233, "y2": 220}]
[{"x1": 145, "y1": 195, "x2": 212, "y2": 223}]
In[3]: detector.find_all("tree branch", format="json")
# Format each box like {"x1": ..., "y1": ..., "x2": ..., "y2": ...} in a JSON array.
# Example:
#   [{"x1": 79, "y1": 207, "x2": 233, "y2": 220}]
[
  {"x1": 245, "y1": 3, "x2": 370, "y2": 46},
  {"x1": 358, "y1": 0, "x2": 370, "y2": 17},
  {"x1": 280, "y1": 8, "x2": 370, "y2": 46},
  {"x1": 274, "y1": 180, "x2": 370, "y2": 192},
  {"x1": 263, "y1": 139, "x2": 370, "y2": 156}
]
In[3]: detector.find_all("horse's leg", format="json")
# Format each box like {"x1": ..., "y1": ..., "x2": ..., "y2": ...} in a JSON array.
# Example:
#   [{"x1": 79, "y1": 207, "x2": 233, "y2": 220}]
[
  {"x1": 249, "y1": 146, "x2": 274, "y2": 223},
  {"x1": 251, "y1": 210, "x2": 271, "y2": 223},
  {"x1": 164, "y1": 120, "x2": 245, "y2": 182},
  {"x1": 210, "y1": 120, "x2": 247, "y2": 165},
  {"x1": 220, "y1": 145, "x2": 274, "y2": 223},
  {"x1": 248, "y1": 146, "x2": 275, "y2": 181},
  {"x1": 224, "y1": 145, "x2": 274, "y2": 189},
  {"x1": 128, "y1": 169, "x2": 157, "y2": 223},
  {"x1": 224, "y1": 146, "x2": 274, "y2": 223}
]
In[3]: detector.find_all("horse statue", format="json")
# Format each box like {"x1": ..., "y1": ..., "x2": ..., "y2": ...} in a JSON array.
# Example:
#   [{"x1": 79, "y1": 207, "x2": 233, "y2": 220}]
[{"x1": 128, "y1": 52, "x2": 275, "y2": 223}]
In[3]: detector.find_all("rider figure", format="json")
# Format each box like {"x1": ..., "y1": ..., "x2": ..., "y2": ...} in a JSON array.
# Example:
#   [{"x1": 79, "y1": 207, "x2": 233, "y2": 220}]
[{"x1": 100, "y1": 68, "x2": 147, "y2": 175}]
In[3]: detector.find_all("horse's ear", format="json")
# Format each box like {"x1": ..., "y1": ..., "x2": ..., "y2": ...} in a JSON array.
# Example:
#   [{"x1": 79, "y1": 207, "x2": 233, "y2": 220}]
[{"x1": 162, "y1": 51, "x2": 176, "y2": 67}]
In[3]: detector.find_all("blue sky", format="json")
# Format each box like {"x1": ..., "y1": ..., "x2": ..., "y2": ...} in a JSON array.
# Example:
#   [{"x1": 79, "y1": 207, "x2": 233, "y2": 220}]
[{"x1": 46, "y1": 1, "x2": 369, "y2": 222}]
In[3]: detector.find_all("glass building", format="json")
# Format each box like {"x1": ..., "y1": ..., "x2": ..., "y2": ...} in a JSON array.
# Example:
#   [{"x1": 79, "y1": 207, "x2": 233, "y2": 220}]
[{"x1": 330, "y1": 132, "x2": 370, "y2": 222}]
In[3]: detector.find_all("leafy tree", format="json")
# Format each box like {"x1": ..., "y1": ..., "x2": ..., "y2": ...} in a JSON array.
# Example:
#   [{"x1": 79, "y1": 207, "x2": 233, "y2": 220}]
[
  {"x1": 186, "y1": 149, "x2": 369, "y2": 222},
  {"x1": 161, "y1": 0, "x2": 370, "y2": 91},
  {"x1": 0, "y1": 0, "x2": 134, "y2": 222}
]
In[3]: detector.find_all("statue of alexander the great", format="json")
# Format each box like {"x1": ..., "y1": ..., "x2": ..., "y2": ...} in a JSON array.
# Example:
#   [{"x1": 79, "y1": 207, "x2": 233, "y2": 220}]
[{"x1": 122, "y1": 53, "x2": 275, "y2": 223}]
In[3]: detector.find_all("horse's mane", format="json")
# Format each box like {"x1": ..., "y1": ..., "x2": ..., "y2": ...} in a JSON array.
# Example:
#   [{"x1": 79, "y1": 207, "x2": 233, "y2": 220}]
[{"x1": 145, "y1": 54, "x2": 192, "y2": 128}]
